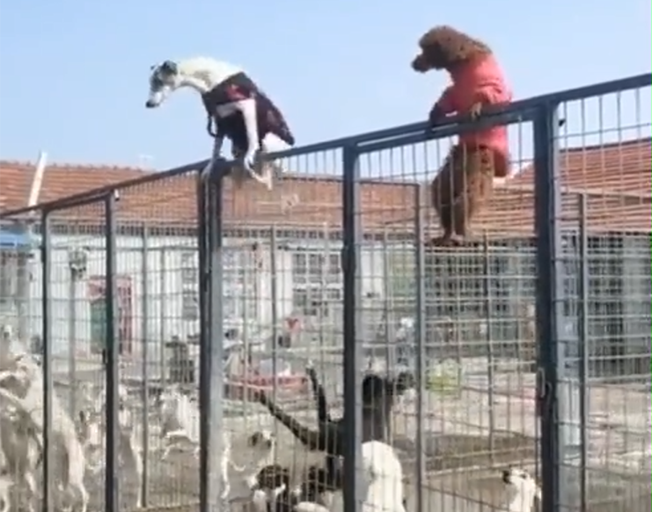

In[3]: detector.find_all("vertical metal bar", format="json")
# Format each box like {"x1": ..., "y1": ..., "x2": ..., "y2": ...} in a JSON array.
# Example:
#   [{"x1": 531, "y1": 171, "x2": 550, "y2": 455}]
[
  {"x1": 382, "y1": 229, "x2": 392, "y2": 368},
  {"x1": 197, "y1": 175, "x2": 210, "y2": 512},
  {"x1": 199, "y1": 174, "x2": 225, "y2": 512},
  {"x1": 533, "y1": 103, "x2": 564, "y2": 512},
  {"x1": 140, "y1": 224, "x2": 150, "y2": 507},
  {"x1": 16, "y1": 220, "x2": 31, "y2": 342},
  {"x1": 159, "y1": 248, "x2": 167, "y2": 382},
  {"x1": 68, "y1": 258, "x2": 78, "y2": 420},
  {"x1": 482, "y1": 234, "x2": 496, "y2": 461},
  {"x1": 413, "y1": 184, "x2": 426, "y2": 512},
  {"x1": 104, "y1": 191, "x2": 120, "y2": 512},
  {"x1": 342, "y1": 144, "x2": 362, "y2": 512},
  {"x1": 40, "y1": 210, "x2": 53, "y2": 512},
  {"x1": 577, "y1": 194, "x2": 589, "y2": 512},
  {"x1": 319, "y1": 223, "x2": 327, "y2": 356},
  {"x1": 270, "y1": 226, "x2": 279, "y2": 407}
]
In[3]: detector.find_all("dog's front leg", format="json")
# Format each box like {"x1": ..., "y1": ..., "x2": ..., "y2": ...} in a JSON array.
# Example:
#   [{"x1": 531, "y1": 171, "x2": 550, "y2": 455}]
[
  {"x1": 219, "y1": 449, "x2": 231, "y2": 500},
  {"x1": 235, "y1": 98, "x2": 273, "y2": 189}
]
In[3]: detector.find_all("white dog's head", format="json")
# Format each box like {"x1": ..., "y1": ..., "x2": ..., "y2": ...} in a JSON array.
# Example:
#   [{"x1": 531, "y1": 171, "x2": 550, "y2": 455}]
[
  {"x1": 146, "y1": 60, "x2": 180, "y2": 108},
  {"x1": 502, "y1": 467, "x2": 541, "y2": 512},
  {"x1": 248, "y1": 429, "x2": 276, "y2": 450}
]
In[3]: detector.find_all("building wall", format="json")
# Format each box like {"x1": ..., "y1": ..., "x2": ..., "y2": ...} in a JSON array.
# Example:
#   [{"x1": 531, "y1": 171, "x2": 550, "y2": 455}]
[{"x1": 0, "y1": 232, "x2": 391, "y2": 358}]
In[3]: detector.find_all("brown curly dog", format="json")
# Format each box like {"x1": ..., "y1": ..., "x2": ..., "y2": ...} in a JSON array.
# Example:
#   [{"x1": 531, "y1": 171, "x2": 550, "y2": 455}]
[
  {"x1": 411, "y1": 25, "x2": 492, "y2": 72},
  {"x1": 412, "y1": 26, "x2": 512, "y2": 247}
]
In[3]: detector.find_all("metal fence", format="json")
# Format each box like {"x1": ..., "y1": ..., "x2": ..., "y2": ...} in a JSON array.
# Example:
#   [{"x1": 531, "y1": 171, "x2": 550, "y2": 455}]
[{"x1": 0, "y1": 72, "x2": 650, "y2": 512}]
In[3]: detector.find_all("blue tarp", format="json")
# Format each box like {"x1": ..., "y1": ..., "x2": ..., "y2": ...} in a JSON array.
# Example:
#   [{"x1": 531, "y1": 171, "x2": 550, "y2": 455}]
[{"x1": 0, "y1": 230, "x2": 33, "y2": 249}]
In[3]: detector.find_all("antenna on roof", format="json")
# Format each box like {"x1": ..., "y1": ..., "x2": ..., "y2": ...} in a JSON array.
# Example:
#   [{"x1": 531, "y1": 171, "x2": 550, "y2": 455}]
[
  {"x1": 27, "y1": 151, "x2": 48, "y2": 209},
  {"x1": 137, "y1": 154, "x2": 154, "y2": 170}
]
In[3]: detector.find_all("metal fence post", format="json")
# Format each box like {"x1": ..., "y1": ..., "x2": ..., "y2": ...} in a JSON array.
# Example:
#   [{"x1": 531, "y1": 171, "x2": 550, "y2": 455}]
[
  {"x1": 197, "y1": 175, "x2": 210, "y2": 512},
  {"x1": 270, "y1": 226, "x2": 279, "y2": 408},
  {"x1": 413, "y1": 184, "x2": 426, "y2": 512},
  {"x1": 342, "y1": 144, "x2": 362, "y2": 512},
  {"x1": 577, "y1": 193, "x2": 589, "y2": 512},
  {"x1": 40, "y1": 210, "x2": 54, "y2": 512},
  {"x1": 534, "y1": 103, "x2": 566, "y2": 512},
  {"x1": 198, "y1": 173, "x2": 225, "y2": 512},
  {"x1": 140, "y1": 224, "x2": 151, "y2": 507},
  {"x1": 16, "y1": 220, "x2": 32, "y2": 342},
  {"x1": 104, "y1": 191, "x2": 120, "y2": 512}
]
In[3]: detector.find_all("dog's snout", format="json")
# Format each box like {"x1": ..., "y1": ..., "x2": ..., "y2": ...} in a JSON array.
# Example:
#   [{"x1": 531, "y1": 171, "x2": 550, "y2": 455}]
[
  {"x1": 411, "y1": 54, "x2": 430, "y2": 72},
  {"x1": 145, "y1": 100, "x2": 156, "y2": 108}
]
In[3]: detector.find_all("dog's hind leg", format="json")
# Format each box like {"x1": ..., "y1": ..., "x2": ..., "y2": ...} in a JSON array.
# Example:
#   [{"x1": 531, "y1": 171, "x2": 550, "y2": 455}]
[
  {"x1": 428, "y1": 148, "x2": 457, "y2": 246},
  {"x1": 451, "y1": 146, "x2": 498, "y2": 240}
]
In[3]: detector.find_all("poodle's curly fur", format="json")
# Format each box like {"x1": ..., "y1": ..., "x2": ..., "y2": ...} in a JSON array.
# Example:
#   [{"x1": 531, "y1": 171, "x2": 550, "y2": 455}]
[
  {"x1": 429, "y1": 145, "x2": 508, "y2": 245},
  {"x1": 412, "y1": 25, "x2": 492, "y2": 72}
]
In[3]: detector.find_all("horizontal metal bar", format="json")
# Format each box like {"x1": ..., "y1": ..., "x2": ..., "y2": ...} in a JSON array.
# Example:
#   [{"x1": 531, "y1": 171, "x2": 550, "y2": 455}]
[
  {"x1": 1, "y1": 73, "x2": 648, "y2": 219},
  {"x1": 41, "y1": 190, "x2": 116, "y2": 214},
  {"x1": 0, "y1": 163, "x2": 204, "y2": 218},
  {"x1": 267, "y1": 72, "x2": 651, "y2": 159},
  {"x1": 357, "y1": 110, "x2": 531, "y2": 154}
]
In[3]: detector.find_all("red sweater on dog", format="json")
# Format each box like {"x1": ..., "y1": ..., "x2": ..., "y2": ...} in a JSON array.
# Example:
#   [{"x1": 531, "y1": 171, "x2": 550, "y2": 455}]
[{"x1": 434, "y1": 54, "x2": 512, "y2": 172}]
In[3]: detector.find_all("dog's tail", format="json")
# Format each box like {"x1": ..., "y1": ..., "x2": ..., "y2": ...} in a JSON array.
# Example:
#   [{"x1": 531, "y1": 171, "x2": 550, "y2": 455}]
[
  {"x1": 259, "y1": 396, "x2": 323, "y2": 451},
  {"x1": 306, "y1": 366, "x2": 331, "y2": 423}
]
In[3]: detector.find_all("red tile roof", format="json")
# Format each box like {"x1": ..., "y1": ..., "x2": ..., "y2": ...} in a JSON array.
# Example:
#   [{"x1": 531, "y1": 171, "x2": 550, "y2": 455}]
[{"x1": 0, "y1": 138, "x2": 649, "y2": 236}]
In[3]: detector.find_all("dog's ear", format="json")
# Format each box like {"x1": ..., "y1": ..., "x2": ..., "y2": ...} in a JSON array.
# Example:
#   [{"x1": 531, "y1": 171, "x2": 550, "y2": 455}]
[
  {"x1": 160, "y1": 60, "x2": 178, "y2": 75},
  {"x1": 394, "y1": 371, "x2": 416, "y2": 393},
  {"x1": 248, "y1": 431, "x2": 263, "y2": 446}
]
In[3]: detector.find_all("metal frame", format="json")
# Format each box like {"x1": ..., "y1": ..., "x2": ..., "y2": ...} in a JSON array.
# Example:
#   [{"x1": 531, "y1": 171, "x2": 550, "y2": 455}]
[{"x1": 0, "y1": 72, "x2": 648, "y2": 512}]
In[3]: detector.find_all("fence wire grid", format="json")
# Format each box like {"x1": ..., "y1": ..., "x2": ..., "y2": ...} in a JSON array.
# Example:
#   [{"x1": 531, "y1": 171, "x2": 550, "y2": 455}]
[{"x1": 0, "y1": 73, "x2": 649, "y2": 512}]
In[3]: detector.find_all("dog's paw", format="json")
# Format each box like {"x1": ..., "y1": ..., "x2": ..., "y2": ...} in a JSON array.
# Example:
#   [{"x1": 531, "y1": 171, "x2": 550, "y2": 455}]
[{"x1": 305, "y1": 359, "x2": 315, "y2": 372}]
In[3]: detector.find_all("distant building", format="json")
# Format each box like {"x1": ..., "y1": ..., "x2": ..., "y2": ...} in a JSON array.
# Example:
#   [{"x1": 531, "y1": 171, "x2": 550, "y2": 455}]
[{"x1": 0, "y1": 138, "x2": 649, "y2": 377}]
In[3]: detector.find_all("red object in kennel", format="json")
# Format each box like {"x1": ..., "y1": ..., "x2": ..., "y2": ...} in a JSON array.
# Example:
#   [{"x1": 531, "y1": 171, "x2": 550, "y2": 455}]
[
  {"x1": 225, "y1": 374, "x2": 308, "y2": 401},
  {"x1": 285, "y1": 317, "x2": 301, "y2": 333},
  {"x1": 231, "y1": 373, "x2": 308, "y2": 390}
]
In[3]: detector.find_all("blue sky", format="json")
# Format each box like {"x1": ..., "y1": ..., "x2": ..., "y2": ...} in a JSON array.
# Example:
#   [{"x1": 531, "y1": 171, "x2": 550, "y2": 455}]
[{"x1": 0, "y1": 0, "x2": 650, "y2": 171}]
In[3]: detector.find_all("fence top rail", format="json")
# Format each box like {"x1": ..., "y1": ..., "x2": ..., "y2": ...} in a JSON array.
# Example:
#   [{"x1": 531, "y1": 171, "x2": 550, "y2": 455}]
[
  {"x1": 0, "y1": 161, "x2": 203, "y2": 219},
  {"x1": 266, "y1": 72, "x2": 651, "y2": 159},
  {"x1": 0, "y1": 72, "x2": 649, "y2": 220}
]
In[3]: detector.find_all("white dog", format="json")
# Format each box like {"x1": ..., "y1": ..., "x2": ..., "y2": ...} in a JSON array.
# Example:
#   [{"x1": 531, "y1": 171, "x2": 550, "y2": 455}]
[
  {"x1": 145, "y1": 57, "x2": 295, "y2": 189},
  {"x1": 501, "y1": 467, "x2": 541, "y2": 512},
  {"x1": 76, "y1": 382, "x2": 143, "y2": 508},
  {"x1": 0, "y1": 350, "x2": 88, "y2": 512},
  {"x1": 156, "y1": 385, "x2": 277, "y2": 501},
  {"x1": 0, "y1": 404, "x2": 40, "y2": 512},
  {"x1": 0, "y1": 469, "x2": 11, "y2": 512},
  {"x1": 293, "y1": 440, "x2": 406, "y2": 512}
]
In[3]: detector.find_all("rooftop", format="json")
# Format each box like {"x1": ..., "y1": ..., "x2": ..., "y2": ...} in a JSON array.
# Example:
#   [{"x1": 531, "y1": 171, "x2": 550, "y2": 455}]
[{"x1": 0, "y1": 138, "x2": 649, "y2": 236}]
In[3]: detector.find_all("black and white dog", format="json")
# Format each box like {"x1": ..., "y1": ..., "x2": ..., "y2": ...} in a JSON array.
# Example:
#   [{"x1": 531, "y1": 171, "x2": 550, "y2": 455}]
[
  {"x1": 256, "y1": 362, "x2": 415, "y2": 484},
  {"x1": 146, "y1": 57, "x2": 295, "y2": 188}
]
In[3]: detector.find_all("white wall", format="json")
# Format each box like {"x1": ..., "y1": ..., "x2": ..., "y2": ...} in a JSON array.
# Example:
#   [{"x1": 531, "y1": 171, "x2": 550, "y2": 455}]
[
  {"x1": 11, "y1": 233, "x2": 391, "y2": 358},
  {"x1": 24, "y1": 234, "x2": 296, "y2": 357}
]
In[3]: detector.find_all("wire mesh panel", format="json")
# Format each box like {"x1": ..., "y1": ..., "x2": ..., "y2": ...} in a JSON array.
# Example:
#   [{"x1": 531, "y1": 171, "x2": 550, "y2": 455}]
[
  {"x1": 105, "y1": 171, "x2": 203, "y2": 510},
  {"x1": 545, "y1": 83, "x2": 652, "y2": 512},
  {"x1": 353, "y1": 116, "x2": 541, "y2": 512},
  {"x1": 213, "y1": 148, "x2": 350, "y2": 479},
  {"x1": 0, "y1": 72, "x2": 649, "y2": 512},
  {"x1": 0, "y1": 166, "x2": 205, "y2": 512},
  {"x1": 0, "y1": 219, "x2": 34, "y2": 343}
]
